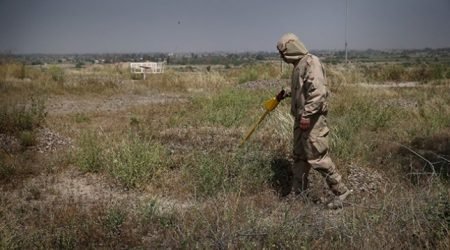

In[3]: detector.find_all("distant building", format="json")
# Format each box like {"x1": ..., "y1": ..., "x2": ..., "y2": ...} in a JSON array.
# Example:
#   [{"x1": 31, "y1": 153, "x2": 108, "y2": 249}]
[{"x1": 129, "y1": 61, "x2": 166, "y2": 79}]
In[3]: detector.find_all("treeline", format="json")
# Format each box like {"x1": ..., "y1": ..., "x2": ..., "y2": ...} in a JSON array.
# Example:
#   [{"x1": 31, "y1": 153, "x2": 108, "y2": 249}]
[{"x1": 1, "y1": 48, "x2": 450, "y2": 66}]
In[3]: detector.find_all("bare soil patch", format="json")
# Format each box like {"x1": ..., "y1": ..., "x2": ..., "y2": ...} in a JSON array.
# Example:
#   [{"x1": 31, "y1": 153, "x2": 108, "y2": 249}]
[{"x1": 47, "y1": 93, "x2": 186, "y2": 115}]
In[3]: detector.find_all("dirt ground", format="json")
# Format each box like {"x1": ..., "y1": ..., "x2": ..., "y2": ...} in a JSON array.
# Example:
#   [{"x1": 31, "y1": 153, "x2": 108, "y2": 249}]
[{"x1": 2, "y1": 83, "x2": 387, "y2": 214}]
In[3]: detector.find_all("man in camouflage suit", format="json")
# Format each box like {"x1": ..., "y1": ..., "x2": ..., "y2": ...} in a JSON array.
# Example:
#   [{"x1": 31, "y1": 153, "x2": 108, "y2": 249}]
[{"x1": 275, "y1": 33, "x2": 351, "y2": 209}]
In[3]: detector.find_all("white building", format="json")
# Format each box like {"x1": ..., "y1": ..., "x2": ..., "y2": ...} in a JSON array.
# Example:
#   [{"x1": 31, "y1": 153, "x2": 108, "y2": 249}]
[{"x1": 130, "y1": 61, "x2": 166, "y2": 79}]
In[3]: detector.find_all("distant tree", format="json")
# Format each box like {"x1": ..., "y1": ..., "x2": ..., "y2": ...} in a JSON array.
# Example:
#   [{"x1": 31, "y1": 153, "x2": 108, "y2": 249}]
[
  {"x1": 255, "y1": 54, "x2": 265, "y2": 60},
  {"x1": 75, "y1": 62, "x2": 85, "y2": 69}
]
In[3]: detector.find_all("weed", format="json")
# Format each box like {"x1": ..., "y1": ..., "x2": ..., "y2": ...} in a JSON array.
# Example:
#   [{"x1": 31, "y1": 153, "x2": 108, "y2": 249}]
[
  {"x1": 191, "y1": 88, "x2": 265, "y2": 128},
  {"x1": 18, "y1": 130, "x2": 36, "y2": 147},
  {"x1": 183, "y1": 145, "x2": 273, "y2": 198},
  {"x1": 73, "y1": 113, "x2": 90, "y2": 123},
  {"x1": 184, "y1": 152, "x2": 229, "y2": 197},
  {"x1": 48, "y1": 65, "x2": 65, "y2": 84},
  {"x1": 141, "y1": 199, "x2": 159, "y2": 221},
  {"x1": 108, "y1": 137, "x2": 167, "y2": 188},
  {"x1": 237, "y1": 63, "x2": 280, "y2": 84},
  {"x1": 1, "y1": 61, "x2": 450, "y2": 249},
  {"x1": 104, "y1": 208, "x2": 126, "y2": 237},
  {"x1": 0, "y1": 96, "x2": 46, "y2": 134},
  {"x1": 0, "y1": 158, "x2": 15, "y2": 181},
  {"x1": 76, "y1": 131, "x2": 104, "y2": 173}
]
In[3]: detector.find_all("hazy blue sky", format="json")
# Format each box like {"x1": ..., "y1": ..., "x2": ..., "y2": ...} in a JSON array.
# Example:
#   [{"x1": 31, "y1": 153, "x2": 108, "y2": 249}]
[{"x1": 1, "y1": 0, "x2": 449, "y2": 53}]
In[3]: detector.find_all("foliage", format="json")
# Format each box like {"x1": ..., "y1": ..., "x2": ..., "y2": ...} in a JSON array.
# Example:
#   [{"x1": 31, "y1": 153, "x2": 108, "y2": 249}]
[
  {"x1": 48, "y1": 65, "x2": 65, "y2": 84},
  {"x1": 108, "y1": 136, "x2": 167, "y2": 188},
  {"x1": 1, "y1": 60, "x2": 450, "y2": 249},
  {"x1": 0, "y1": 97, "x2": 46, "y2": 136},
  {"x1": 183, "y1": 145, "x2": 273, "y2": 198},
  {"x1": 237, "y1": 63, "x2": 280, "y2": 84},
  {"x1": 190, "y1": 88, "x2": 266, "y2": 128},
  {"x1": 76, "y1": 131, "x2": 105, "y2": 173}
]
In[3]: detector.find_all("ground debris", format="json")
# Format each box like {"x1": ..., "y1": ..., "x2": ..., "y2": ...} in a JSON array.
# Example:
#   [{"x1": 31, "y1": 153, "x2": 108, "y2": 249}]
[
  {"x1": 347, "y1": 164, "x2": 385, "y2": 193},
  {"x1": 0, "y1": 133, "x2": 20, "y2": 153},
  {"x1": 159, "y1": 126, "x2": 242, "y2": 153},
  {"x1": 239, "y1": 79, "x2": 289, "y2": 90},
  {"x1": 34, "y1": 127, "x2": 73, "y2": 153}
]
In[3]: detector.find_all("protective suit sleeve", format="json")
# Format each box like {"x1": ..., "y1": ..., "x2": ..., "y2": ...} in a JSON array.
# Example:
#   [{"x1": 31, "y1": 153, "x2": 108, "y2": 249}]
[{"x1": 302, "y1": 58, "x2": 327, "y2": 118}]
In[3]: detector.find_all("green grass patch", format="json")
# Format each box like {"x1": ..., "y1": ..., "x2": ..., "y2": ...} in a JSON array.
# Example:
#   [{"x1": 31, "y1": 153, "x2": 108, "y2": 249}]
[
  {"x1": 183, "y1": 145, "x2": 273, "y2": 198},
  {"x1": 108, "y1": 137, "x2": 168, "y2": 188},
  {"x1": 76, "y1": 131, "x2": 105, "y2": 173},
  {"x1": 189, "y1": 88, "x2": 267, "y2": 128}
]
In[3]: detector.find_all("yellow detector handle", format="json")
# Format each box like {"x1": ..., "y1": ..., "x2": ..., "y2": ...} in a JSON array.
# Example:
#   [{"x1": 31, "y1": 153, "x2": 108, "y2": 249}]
[
  {"x1": 239, "y1": 97, "x2": 280, "y2": 146},
  {"x1": 263, "y1": 97, "x2": 279, "y2": 111}
]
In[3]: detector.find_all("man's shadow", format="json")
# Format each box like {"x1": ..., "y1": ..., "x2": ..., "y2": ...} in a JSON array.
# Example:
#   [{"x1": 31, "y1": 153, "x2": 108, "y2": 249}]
[{"x1": 270, "y1": 158, "x2": 293, "y2": 197}]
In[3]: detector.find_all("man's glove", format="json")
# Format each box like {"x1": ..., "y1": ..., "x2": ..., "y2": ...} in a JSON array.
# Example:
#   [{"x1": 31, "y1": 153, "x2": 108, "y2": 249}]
[{"x1": 275, "y1": 89, "x2": 287, "y2": 102}]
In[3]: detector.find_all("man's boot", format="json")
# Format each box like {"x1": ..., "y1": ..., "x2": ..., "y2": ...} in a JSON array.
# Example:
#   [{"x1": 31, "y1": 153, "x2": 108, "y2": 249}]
[{"x1": 327, "y1": 189, "x2": 352, "y2": 209}]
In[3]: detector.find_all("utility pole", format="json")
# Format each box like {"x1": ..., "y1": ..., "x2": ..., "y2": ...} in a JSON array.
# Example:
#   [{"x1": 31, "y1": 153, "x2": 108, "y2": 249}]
[{"x1": 345, "y1": 0, "x2": 348, "y2": 64}]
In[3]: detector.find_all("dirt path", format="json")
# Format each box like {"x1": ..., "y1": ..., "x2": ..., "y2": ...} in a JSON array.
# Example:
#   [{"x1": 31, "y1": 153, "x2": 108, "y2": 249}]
[{"x1": 47, "y1": 93, "x2": 186, "y2": 115}]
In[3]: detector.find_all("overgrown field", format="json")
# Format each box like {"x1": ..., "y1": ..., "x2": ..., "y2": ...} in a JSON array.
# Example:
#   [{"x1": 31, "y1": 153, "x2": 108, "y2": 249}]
[{"x1": 0, "y1": 60, "x2": 449, "y2": 249}]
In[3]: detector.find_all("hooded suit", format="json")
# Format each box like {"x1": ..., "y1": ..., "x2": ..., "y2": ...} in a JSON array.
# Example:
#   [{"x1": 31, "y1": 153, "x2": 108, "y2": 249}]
[{"x1": 277, "y1": 33, "x2": 348, "y2": 196}]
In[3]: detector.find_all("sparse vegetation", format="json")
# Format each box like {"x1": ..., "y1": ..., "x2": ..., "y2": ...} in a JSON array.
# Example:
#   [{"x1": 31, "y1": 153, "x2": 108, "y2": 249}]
[
  {"x1": 0, "y1": 56, "x2": 449, "y2": 248},
  {"x1": 76, "y1": 131, "x2": 104, "y2": 173},
  {"x1": 0, "y1": 97, "x2": 46, "y2": 135}
]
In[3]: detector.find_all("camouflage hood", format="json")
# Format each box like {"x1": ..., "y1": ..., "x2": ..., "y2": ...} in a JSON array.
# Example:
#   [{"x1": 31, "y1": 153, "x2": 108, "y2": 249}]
[{"x1": 277, "y1": 33, "x2": 308, "y2": 63}]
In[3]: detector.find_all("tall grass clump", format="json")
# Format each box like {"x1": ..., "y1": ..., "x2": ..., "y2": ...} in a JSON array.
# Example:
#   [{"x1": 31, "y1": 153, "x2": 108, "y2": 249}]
[
  {"x1": 237, "y1": 63, "x2": 280, "y2": 84},
  {"x1": 0, "y1": 157, "x2": 15, "y2": 181},
  {"x1": 191, "y1": 88, "x2": 266, "y2": 128},
  {"x1": 0, "y1": 62, "x2": 27, "y2": 80},
  {"x1": 0, "y1": 97, "x2": 46, "y2": 148},
  {"x1": 76, "y1": 131, "x2": 168, "y2": 188},
  {"x1": 144, "y1": 71, "x2": 230, "y2": 92},
  {"x1": 329, "y1": 87, "x2": 397, "y2": 161},
  {"x1": 183, "y1": 145, "x2": 273, "y2": 198},
  {"x1": 76, "y1": 131, "x2": 105, "y2": 173},
  {"x1": 108, "y1": 137, "x2": 168, "y2": 188},
  {"x1": 326, "y1": 63, "x2": 450, "y2": 85},
  {"x1": 47, "y1": 65, "x2": 65, "y2": 84},
  {"x1": 0, "y1": 97, "x2": 46, "y2": 135}
]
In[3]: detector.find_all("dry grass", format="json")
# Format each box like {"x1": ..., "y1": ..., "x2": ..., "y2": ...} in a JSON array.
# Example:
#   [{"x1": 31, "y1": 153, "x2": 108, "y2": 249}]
[{"x1": 0, "y1": 61, "x2": 449, "y2": 249}]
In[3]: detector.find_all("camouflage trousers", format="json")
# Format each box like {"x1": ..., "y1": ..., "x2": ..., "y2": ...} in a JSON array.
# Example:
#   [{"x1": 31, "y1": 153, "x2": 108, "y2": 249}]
[{"x1": 292, "y1": 114, "x2": 348, "y2": 196}]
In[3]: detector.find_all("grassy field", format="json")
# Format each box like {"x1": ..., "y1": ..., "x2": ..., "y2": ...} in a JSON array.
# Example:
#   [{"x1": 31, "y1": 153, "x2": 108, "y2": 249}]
[{"x1": 0, "y1": 60, "x2": 449, "y2": 249}]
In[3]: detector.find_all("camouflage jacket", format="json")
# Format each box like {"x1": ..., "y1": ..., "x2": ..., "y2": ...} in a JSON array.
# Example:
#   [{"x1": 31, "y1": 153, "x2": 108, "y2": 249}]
[{"x1": 289, "y1": 54, "x2": 329, "y2": 118}]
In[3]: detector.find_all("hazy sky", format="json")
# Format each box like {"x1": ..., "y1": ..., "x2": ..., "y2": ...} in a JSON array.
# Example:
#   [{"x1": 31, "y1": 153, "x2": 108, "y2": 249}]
[{"x1": 1, "y1": 0, "x2": 449, "y2": 53}]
